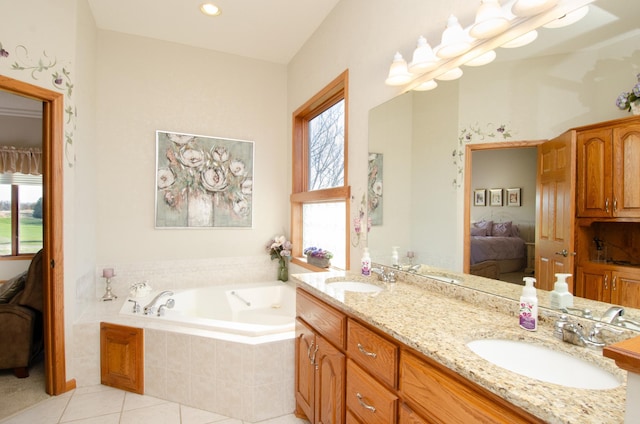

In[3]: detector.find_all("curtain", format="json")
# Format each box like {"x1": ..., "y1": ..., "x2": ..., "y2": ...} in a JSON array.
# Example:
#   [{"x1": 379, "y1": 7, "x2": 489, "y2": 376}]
[{"x1": 0, "y1": 146, "x2": 42, "y2": 176}]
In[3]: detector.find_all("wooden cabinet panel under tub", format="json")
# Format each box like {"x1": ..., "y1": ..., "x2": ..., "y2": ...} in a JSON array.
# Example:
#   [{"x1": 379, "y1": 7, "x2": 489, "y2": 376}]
[{"x1": 100, "y1": 322, "x2": 144, "y2": 394}]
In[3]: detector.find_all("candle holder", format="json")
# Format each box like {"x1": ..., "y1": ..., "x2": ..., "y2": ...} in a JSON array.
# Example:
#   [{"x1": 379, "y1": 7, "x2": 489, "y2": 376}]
[{"x1": 101, "y1": 268, "x2": 117, "y2": 301}]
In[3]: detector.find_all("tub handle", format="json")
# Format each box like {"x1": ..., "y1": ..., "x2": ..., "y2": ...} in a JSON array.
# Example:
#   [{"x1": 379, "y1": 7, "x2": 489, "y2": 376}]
[
  {"x1": 128, "y1": 299, "x2": 140, "y2": 314},
  {"x1": 231, "y1": 291, "x2": 251, "y2": 307}
]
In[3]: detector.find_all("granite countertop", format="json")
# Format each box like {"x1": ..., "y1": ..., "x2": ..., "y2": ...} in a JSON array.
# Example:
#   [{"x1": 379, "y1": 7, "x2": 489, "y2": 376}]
[{"x1": 292, "y1": 270, "x2": 629, "y2": 424}]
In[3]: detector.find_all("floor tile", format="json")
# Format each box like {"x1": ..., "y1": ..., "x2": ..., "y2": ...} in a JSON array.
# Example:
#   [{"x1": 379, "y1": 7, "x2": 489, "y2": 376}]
[
  {"x1": 60, "y1": 387, "x2": 125, "y2": 422},
  {"x1": 58, "y1": 412, "x2": 120, "y2": 424},
  {"x1": 180, "y1": 405, "x2": 230, "y2": 424},
  {"x1": 120, "y1": 402, "x2": 180, "y2": 424},
  {"x1": 122, "y1": 392, "x2": 168, "y2": 411},
  {"x1": 0, "y1": 395, "x2": 70, "y2": 424}
]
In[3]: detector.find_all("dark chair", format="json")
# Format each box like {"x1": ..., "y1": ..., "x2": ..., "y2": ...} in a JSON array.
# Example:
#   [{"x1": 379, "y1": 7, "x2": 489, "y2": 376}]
[{"x1": 0, "y1": 250, "x2": 44, "y2": 378}]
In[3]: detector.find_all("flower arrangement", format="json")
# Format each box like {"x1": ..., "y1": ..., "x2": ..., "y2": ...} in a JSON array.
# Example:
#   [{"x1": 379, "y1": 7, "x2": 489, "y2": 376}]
[
  {"x1": 615, "y1": 74, "x2": 640, "y2": 113},
  {"x1": 266, "y1": 235, "x2": 292, "y2": 281},
  {"x1": 304, "y1": 247, "x2": 333, "y2": 268}
]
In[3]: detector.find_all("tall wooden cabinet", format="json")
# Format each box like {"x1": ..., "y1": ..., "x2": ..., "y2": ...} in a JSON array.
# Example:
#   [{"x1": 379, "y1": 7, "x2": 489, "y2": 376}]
[{"x1": 574, "y1": 116, "x2": 640, "y2": 306}]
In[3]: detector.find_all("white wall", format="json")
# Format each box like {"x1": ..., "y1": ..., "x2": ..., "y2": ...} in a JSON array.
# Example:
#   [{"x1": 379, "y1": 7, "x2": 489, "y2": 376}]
[{"x1": 94, "y1": 32, "x2": 288, "y2": 264}]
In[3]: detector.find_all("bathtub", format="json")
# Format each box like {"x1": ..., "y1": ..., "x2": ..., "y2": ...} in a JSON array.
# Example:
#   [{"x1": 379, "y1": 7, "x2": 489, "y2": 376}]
[{"x1": 119, "y1": 281, "x2": 296, "y2": 337}]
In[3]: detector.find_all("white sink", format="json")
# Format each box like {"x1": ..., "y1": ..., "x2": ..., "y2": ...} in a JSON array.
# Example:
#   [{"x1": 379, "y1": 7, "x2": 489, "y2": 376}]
[
  {"x1": 326, "y1": 281, "x2": 383, "y2": 293},
  {"x1": 467, "y1": 339, "x2": 620, "y2": 390}
]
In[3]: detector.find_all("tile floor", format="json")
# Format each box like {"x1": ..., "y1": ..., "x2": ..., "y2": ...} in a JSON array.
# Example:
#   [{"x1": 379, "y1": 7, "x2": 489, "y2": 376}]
[{"x1": 0, "y1": 384, "x2": 309, "y2": 424}]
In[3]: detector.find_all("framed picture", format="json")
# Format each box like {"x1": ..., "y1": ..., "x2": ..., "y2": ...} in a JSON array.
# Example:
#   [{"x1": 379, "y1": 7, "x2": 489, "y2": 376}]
[
  {"x1": 507, "y1": 188, "x2": 522, "y2": 206},
  {"x1": 155, "y1": 130, "x2": 254, "y2": 228},
  {"x1": 489, "y1": 188, "x2": 503, "y2": 206},
  {"x1": 473, "y1": 189, "x2": 486, "y2": 206}
]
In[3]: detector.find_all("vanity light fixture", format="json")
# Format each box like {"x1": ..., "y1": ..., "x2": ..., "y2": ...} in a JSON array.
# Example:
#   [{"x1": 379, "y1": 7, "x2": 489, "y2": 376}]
[
  {"x1": 470, "y1": 0, "x2": 510, "y2": 39},
  {"x1": 385, "y1": 52, "x2": 413, "y2": 86},
  {"x1": 543, "y1": 5, "x2": 589, "y2": 28},
  {"x1": 435, "y1": 67, "x2": 463, "y2": 81},
  {"x1": 413, "y1": 79, "x2": 438, "y2": 91},
  {"x1": 464, "y1": 50, "x2": 497, "y2": 66},
  {"x1": 500, "y1": 30, "x2": 538, "y2": 48},
  {"x1": 385, "y1": 0, "x2": 594, "y2": 91},
  {"x1": 436, "y1": 15, "x2": 473, "y2": 58},
  {"x1": 511, "y1": 0, "x2": 558, "y2": 17},
  {"x1": 408, "y1": 36, "x2": 439, "y2": 74},
  {"x1": 200, "y1": 3, "x2": 222, "y2": 16}
]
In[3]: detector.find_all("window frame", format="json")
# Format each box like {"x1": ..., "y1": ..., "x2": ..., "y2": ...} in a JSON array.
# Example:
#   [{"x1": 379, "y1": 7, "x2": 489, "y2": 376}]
[
  {"x1": 0, "y1": 183, "x2": 42, "y2": 259},
  {"x1": 291, "y1": 70, "x2": 350, "y2": 271}
]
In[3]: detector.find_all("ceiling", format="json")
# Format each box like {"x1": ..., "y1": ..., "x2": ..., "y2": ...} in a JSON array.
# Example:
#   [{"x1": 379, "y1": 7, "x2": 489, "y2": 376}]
[{"x1": 86, "y1": 0, "x2": 341, "y2": 65}]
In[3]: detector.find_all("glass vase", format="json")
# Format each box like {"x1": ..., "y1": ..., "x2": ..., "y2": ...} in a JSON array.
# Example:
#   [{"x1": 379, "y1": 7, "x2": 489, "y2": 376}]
[{"x1": 278, "y1": 258, "x2": 289, "y2": 282}]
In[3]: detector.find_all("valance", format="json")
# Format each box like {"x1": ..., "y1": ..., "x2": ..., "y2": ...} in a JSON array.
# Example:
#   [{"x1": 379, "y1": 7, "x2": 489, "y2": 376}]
[{"x1": 0, "y1": 146, "x2": 42, "y2": 176}]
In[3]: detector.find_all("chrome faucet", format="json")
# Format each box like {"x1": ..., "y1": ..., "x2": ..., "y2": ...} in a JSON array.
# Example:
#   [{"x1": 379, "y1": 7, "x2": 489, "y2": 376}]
[
  {"x1": 143, "y1": 290, "x2": 174, "y2": 315},
  {"x1": 554, "y1": 314, "x2": 622, "y2": 349},
  {"x1": 600, "y1": 306, "x2": 625, "y2": 324},
  {"x1": 371, "y1": 266, "x2": 396, "y2": 283}
]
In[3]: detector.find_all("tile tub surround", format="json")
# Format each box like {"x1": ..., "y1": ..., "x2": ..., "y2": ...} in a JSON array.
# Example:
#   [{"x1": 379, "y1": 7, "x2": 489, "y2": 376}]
[
  {"x1": 292, "y1": 270, "x2": 632, "y2": 424},
  {"x1": 69, "y1": 257, "x2": 307, "y2": 422}
]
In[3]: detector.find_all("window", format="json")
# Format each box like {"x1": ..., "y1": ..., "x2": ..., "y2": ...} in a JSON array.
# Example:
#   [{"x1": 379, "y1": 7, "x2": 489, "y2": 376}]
[
  {"x1": 291, "y1": 71, "x2": 349, "y2": 270},
  {"x1": 0, "y1": 174, "x2": 43, "y2": 257}
]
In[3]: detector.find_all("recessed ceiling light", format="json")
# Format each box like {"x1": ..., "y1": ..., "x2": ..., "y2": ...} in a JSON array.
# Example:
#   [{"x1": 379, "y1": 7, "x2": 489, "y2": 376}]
[{"x1": 200, "y1": 3, "x2": 222, "y2": 16}]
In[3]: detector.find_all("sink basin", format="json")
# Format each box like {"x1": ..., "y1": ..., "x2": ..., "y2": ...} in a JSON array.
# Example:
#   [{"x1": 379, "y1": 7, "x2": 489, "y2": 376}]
[
  {"x1": 326, "y1": 281, "x2": 383, "y2": 293},
  {"x1": 467, "y1": 339, "x2": 620, "y2": 390}
]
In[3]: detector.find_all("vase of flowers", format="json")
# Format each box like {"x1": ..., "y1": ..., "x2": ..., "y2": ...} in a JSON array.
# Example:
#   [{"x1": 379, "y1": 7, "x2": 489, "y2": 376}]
[
  {"x1": 616, "y1": 74, "x2": 640, "y2": 115},
  {"x1": 303, "y1": 247, "x2": 333, "y2": 268},
  {"x1": 267, "y1": 235, "x2": 292, "y2": 282}
]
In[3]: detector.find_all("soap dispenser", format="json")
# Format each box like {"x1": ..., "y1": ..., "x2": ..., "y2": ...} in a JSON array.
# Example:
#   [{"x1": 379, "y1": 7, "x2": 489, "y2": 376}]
[
  {"x1": 519, "y1": 277, "x2": 538, "y2": 331},
  {"x1": 391, "y1": 246, "x2": 399, "y2": 267},
  {"x1": 550, "y1": 273, "x2": 574, "y2": 309},
  {"x1": 361, "y1": 248, "x2": 371, "y2": 276}
]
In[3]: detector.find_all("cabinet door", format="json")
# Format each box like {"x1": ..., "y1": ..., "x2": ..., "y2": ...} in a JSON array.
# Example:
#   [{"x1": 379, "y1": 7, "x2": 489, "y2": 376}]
[
  {"x1": 611, "y1": 270, "x2": 640, "y2": 308},
  {"x1": 577, "y1": 128, "x2": 612, "y2": 217},
  {"x1": 295, "y1": 319, "x2": 316, "y2": 422},
  {"x1": 576, "y1": 266, "x2": 611, "y2": 303},
  {"x1": 612, "y1": 123, "x2": 640, "y2": 217},
  {"x1": 100, "y1": 323, "x2": 144, "y2": 394},
  {"x1": 316, "y1": 334, "x2": 346, "y2": 424}
]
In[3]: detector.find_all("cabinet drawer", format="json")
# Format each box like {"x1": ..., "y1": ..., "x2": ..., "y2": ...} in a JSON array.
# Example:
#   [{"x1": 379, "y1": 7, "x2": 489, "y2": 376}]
[
  {"x1": 347, "y1": 318, "x2": 398, "y2": 388},
  {"x1": 297, "y1": 288, "x2": 346, "y2": 349},
  {"x1": 400, "y1": 350, "x2": 539, "y2": 424},
  {"x1": 398, "y1": 403, "x2": 428, "y2": 424},
  {"x1": 346, "y1": 359, "x2": 397, "y2": 424}
]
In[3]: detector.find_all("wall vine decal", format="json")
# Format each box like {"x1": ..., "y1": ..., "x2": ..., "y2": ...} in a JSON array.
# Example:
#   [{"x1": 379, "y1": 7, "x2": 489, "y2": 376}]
[
  {"x1": 452, "y1": 122, "x2": 514, "y2": 188},
  {"x1": 0, "y1": 41, "x2": 76, "y2": 167}
]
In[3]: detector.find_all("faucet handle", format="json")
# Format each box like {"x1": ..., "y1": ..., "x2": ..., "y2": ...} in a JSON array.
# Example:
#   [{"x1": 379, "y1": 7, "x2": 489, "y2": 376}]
[
  {"x1": 589, "y1": 323, "x2": 623, "y2": 341},
  {"x1": 128, "y1": 299, "x2": 141, "y2": 314},
  {"x1": 553, "y1": 314, "x2": 570, "y2": 340}
]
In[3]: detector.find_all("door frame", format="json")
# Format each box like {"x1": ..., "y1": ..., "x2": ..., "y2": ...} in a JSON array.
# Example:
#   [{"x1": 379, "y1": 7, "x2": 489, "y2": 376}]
[
  {"x1": 0, "y1": 75, "x2": 74, "y2": 395},
  {"x1": 463, "y1": 140, "x2": 545, "y2": 274}
]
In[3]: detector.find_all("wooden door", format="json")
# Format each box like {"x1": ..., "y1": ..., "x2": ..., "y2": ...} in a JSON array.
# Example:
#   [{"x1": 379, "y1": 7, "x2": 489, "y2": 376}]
[
  {"x1": 315, "y1": 334, "x2": 345, "y2": 424},
  {"x1": 295, "y1": 319, "x2": 316, "y2": 422},
  {"x1": 613, "y1": 123, "x2": 640, "y2": 218},
  {"x1": 611, "y1": 270, "x2": 640, "y2": 308},
  {"x1": 576, "y1": 267, "x2": 610, "y2": 303},
  {"x1": 576, "y1": 128, "x2": 611, "y2": 217},
  {"x1": 536, "y1": 131, "x2": 576, "y2": 291}
]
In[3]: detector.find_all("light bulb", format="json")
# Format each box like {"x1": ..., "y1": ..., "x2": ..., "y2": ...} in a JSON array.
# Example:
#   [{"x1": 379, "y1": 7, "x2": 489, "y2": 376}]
[
  {"x1": 409, "y1": 36, "x2": 438, "y2": 74},
  {"x1": 385, "y1": 52, "x2": 412, "y2": 86},
  {"x1": 470, "y1": 0, "x2": 509, "y2": 39},
  {"x1": 436, "y1": 15, "x2": 473, "y2": 59}
]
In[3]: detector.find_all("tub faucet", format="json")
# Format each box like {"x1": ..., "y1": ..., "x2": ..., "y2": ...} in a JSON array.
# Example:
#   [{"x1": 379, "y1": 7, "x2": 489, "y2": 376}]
[{"x1": 143, "y1": 291, "x2": 174, "y2": 315}]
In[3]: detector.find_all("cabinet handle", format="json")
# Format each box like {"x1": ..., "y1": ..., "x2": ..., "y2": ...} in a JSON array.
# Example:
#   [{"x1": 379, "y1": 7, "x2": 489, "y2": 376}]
[
  {"x1": 357, "y1": 343, "x2": 378, "y2": 358},
  {"x1": 356, "y1": 393, "x2": 376, "y2": 413},
  {"x1": 310, "y1": 344, "x2": 319, "y2": 366},
  {"x1": 307, "y1": 341, "x2": 314, "y2": 361},
  {"x1": 604, "y1": 275, "x2": 608, "y2": 290},
  {"x1": 613, "y1": 198, "x2": 618, "y2": 212},
  {"x1": 605, "y1": 198, "x2": 609, "y2": 213},
  {"x1": 612, "y1": 276, "x2": 617, "y2": 291}
]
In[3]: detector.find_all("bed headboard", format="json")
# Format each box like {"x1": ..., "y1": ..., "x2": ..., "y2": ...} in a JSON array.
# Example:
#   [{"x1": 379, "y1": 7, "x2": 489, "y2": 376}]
[{"x1": 472, "y1": 210, "x2": 535, "y2": 243}]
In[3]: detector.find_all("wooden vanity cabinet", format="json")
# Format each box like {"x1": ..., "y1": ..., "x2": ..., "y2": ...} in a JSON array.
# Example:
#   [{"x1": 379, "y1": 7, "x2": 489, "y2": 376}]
[
  {"x1": 295, "y1": 287, "x2": 544, "y2": 424},
  {"x1": 577, "y1": 266, "x2": 640, "y2": 308},
  {"x1": 295, "y1": 289, "x2": 346, "y2": 424},
  {"x1": 576, "y1": 120, "x2": 640, "y2": 218}
]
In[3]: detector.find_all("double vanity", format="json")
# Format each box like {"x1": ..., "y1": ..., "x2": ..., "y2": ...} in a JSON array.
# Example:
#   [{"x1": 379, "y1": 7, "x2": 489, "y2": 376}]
[{"x1": 293, "y1": 268, "x2": 634, "y2": 423}]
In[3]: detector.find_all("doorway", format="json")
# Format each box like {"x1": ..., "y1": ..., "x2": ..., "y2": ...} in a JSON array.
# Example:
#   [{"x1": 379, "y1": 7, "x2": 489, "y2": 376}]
[
  {"x1": 463, "y1": 140, "x2": 543, "y2": 283},
  {"x1": 0, "y1": 75, "x2": 73, "y2": 396}
]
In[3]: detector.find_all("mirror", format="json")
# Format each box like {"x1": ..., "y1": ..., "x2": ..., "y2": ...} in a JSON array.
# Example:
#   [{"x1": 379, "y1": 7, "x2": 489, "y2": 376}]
[{"x1": 368, "y1": 0, "x2": 640, "y2": 326}]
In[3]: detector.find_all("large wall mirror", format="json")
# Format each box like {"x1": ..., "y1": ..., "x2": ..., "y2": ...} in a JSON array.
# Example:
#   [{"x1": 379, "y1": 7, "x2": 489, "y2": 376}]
[{"x1": 368, "y1": 0, "x2": 640, "y2": 325}]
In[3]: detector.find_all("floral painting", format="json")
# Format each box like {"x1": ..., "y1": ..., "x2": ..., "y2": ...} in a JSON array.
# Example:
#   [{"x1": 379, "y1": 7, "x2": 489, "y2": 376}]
[
  {"x1": 368, "y1": 153, "x2": 383, "y2": 225},
  {"x1": 155, "y1": 130, "x2": 254, "y2": 228}
]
